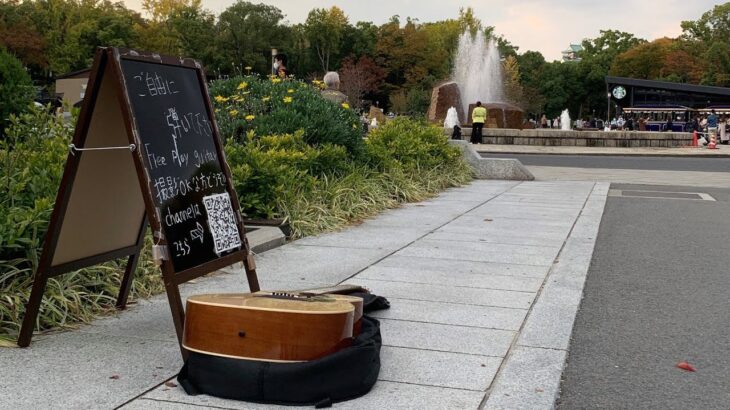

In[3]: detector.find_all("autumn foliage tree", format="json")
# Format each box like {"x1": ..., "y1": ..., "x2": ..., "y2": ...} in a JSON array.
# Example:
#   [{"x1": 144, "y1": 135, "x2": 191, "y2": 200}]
[{"x1": 339, "y1": 55, "x2": 386, "y2": 109}]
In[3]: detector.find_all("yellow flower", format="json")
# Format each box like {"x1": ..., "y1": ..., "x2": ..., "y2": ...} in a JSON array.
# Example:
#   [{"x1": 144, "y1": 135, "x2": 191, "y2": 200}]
[
  {"x1": 245, "y1": 114, "x2": 255, "y2": 121},
  {"x1": 341, "y1": 102, "x2": 350, "y2": 109},
  {"x1": 237, "y1": 81, "x2": 248, "y2": 90},
  {"x1": 214, "y1": 95, "x2": 228, "y2": 103},
  {"x1": 283, "y1": 96, "x2": 293, "y2": 104},
  {"x1": 262, "y1": 96, "x2": 271, "y2": 102},
  {"x1": 231, "y1": 95, "x2": 243, "y2": 102},
  {"x1": 287, "y1": 89, "x2": 294, "y2": 93},
  {"x1": 229, "y1": 109, "x2": 238, "y2": 117},
  {"x1": 271, "y1": 77, "x2": 282, "y2": 84}
]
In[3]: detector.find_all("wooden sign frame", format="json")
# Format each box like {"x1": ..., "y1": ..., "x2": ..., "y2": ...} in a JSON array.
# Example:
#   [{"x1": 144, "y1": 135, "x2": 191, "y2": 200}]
[{"x1": 18, "y1": 48, "x2": 260, "y2": 355}]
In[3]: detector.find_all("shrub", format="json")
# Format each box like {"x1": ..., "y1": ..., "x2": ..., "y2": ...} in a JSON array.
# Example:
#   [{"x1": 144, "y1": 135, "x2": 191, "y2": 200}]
[
  {"x1": 224, "y1": 131, "x2": 350, "y2": 218},
  {"x1": 0, "y1": 48, "x2": 35, "y2": 138},
  {"x1": 209, "y1": 75, "x2": 364, "y2": 155},
  {"x1": 0, "y1": 108, "x2": 162, "y2": 343},
  {"x1": 365, "y1": 117, "x2": 465, "y2": 172}
]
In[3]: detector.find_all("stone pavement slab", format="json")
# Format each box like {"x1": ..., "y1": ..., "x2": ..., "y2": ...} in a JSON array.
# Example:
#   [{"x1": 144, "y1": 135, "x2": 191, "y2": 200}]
[
  {"x1": 369, "y1": 298, "x2": 529, "y2": 331},
  {"x1": 345, "y1": 278, "x2": 535, "y2": 309},
  {"x1": 379, "y1": 346, "x2": 502, "y2": 391},
  {"x1": 484, "y1": 346, "x2": 567, "y2": 410},
  {"x1": 377, "y1": 319, "x2": 515, "y2": 357},
  {"x1": 375, "y1": 255, "x2": 551, "y2": 278},
  {"x1": 357, "y1": 264, "x2": 545, "y2": 292},
  {"x1": 127, "y1": 380, "x2": 487, "y2": 410},
  {"x1": 1, "y1": 179, "x2": 607, "y2": 410}
]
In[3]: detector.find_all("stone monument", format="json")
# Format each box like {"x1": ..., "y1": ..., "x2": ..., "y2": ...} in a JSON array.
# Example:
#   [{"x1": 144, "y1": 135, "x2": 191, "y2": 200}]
[{"x1": 427, "y1": 81, "x2": 464, "y2": 124}]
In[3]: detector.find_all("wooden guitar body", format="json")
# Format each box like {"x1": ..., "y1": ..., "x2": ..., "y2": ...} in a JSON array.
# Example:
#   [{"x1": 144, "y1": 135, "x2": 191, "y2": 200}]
[{"x1": 183, "y1": 293, "x2": 355, "y2": 362}]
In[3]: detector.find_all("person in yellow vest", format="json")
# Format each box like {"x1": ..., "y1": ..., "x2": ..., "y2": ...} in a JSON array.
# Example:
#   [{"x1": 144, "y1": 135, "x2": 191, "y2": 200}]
[{"x1": 471, "y1": 101, "x2": 487, "y2": 144}]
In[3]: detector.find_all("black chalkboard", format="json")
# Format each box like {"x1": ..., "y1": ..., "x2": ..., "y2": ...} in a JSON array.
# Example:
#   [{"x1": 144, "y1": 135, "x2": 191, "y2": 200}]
[{"x1": 119, "y1": 58, "x2": 242, "y2": 272}]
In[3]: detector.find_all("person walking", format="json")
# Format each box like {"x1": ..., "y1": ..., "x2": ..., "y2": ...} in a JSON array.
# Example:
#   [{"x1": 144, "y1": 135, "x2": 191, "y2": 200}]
[
  {"x1": 707, "y1": 109, "x2": 719, "y2": 142},
  {"x1": 471, "y1": 101, "x2": 487, "y2": 144},
  {"x1": 719, "y1": 115, "x2": 730, "y2": 144}
]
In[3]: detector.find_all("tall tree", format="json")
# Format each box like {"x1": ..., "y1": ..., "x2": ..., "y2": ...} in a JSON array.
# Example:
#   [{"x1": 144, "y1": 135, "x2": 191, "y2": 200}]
[
  {"x1": 169, "y1": 6, "x2": 218, "y2": 68},
  {"x1": 339, "y1": 55, "x2": 385, "y2": 109},
  {"x1": 217, "y1": 1, "x2": 287, "y2": 75},
  {"x1": 304, "y1": 6, "x2": 349, "y2": 72},
  {"x1": 502, "y1": 55, "x2": 524, "y2": 107},
  {"x1": 681, "y1": 3, "x2": 730, "y2": 86},
  {"x1": 516, "y1": 51, "x2": 547, "y2": 115},
  {"x1": 340, "y1": 21, "x2": 378, "y2": 60}
]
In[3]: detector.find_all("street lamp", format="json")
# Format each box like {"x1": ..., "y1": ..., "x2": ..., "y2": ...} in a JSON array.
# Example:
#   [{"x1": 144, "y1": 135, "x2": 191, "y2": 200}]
[
  {"x1": 607, "y1": 92, "x2": 611, "y2": 123},
  {"x1": 271, "y1": 48, "x2": 278, "y2": 75}
]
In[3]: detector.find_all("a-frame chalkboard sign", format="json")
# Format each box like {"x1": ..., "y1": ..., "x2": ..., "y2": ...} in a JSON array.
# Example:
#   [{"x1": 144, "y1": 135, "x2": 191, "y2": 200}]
[{"x1": 18, "y1": 47, "x2": 260, "y2": 353}]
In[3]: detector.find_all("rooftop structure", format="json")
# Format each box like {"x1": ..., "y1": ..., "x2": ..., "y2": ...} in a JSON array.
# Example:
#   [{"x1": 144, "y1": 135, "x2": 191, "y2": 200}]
[{"x1": 562, "y1": 44, "x2": 583, "y2": 62}]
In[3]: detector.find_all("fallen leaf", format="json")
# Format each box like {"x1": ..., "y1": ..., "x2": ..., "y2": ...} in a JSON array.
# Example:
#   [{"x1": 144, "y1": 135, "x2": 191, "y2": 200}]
[
  {"x1": 165, "y1": 381, "x2": 178, "y2": 388},
  {"x1": 109, "y1": 375, "x2": 120, "y2": 380},
  {"x1": 535, "y1": 388, "x2": 544, "y2": 393},
  {"x1": 677, "y1": 361, "x2": 696, "y2": 372},
  {"x1": 480, "y1": 364, "x2": 486, "y2": 367},
  {"x1": 484, "y1": 218, "x2": 493, "y2": 222}
]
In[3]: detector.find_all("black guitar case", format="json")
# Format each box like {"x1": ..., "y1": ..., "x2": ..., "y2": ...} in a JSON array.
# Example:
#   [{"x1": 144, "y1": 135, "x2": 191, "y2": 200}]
[{"x1": 178, "y1": 293, "x2": 389, "y2": 408}]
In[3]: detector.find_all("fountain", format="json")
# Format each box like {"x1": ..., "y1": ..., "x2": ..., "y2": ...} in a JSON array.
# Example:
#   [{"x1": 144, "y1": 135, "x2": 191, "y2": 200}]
[
  {"x1": 560, "y1": 109, "x2": 571, "y2": 131},
  {"x1": 428, "y1": 30, "x2": 523, "y2": 129},
  {"x1": 453, "y1": 33, "x2": 504, "y2": 115},
  {"x1": 444, "y1": 107, "x2": 460, "y2": 129}
]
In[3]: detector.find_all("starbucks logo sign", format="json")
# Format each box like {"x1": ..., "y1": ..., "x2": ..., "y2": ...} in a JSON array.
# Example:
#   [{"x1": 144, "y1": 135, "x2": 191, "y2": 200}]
[{"x1": 612, "y1": 86, "x2": 627, "y2": 100}]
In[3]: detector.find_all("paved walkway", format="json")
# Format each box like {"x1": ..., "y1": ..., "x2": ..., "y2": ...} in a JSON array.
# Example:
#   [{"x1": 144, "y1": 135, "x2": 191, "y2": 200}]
[
  {"x1": 0, "y1": 180, "x2": 608, "y2": 409},
  {"x1": 476, "y1": 143, "x2": 730, "y2": 156},
  {"x1": 527, "y1": 167, "x2": 730, "y2": 189}
]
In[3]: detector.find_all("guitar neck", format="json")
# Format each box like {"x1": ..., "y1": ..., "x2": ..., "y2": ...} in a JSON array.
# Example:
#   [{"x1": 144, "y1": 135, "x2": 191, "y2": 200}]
[{"x1": 291, "y1": 284, "x2": 368, "y2": 295}]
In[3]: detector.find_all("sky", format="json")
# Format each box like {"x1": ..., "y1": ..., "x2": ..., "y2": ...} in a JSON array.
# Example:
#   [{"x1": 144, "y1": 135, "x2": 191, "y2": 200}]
[{"x1": 122, "y1": 0, "x2": 724, "y2": 61}]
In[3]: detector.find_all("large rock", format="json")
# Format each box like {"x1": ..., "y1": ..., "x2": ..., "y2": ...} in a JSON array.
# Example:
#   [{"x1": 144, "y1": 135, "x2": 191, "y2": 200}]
[
  {"x1": 427, "y1": 81, "x2": 464, "y2": 125},
  {"x1": 466, "y1": 102, "x2": 524, "y2": 129}
]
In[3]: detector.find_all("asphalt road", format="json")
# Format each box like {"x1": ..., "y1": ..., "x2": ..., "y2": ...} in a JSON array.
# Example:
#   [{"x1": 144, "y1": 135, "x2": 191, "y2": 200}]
[
  {"x1": 480, "y1": 153, "x2": 730, "y2": 172},
  {"x1": 558, "y1": 184, "x2": 730, "y2": 409}
]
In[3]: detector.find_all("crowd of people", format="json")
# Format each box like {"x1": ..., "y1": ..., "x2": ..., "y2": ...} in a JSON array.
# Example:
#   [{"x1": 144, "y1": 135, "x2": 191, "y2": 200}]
[{"x1": 522, "y1": 110, "x2": 730, "y2": 144}]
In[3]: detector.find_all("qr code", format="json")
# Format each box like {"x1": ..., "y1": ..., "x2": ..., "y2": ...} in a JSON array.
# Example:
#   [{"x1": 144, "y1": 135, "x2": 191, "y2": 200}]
[{"x1": 202, "y1": 193, "x2": 241, "y2": 254}]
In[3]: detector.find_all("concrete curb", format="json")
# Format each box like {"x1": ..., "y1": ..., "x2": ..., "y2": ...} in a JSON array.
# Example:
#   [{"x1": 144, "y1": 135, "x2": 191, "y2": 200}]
[
  {"x1": 484, "y1": 182, "x2": 610, "y2": 409},
  {"x1": 450, "y1": 140, "x2": 535, "y2": 181},
  {"x1": 477, "y1": 149, "x2": 730, "y2": 158},
  {"x1": 474, "y1": 144, "x2": 730, "y2": 158},
  {"x1": 246, "y1": 226, "x2": 286, "y2": 254}
]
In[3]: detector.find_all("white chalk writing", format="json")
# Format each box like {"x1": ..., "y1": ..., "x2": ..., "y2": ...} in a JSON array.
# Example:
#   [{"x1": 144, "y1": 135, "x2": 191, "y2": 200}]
[
  {"x1": 132, "y1": 71, "x2": 179, "y2": 97},
  {"x1": 164, "y1": 203, "x2": 202, "y2": 227},
  {"x1": 152, "y1": 171, "x2": 227, "y2": 203}
]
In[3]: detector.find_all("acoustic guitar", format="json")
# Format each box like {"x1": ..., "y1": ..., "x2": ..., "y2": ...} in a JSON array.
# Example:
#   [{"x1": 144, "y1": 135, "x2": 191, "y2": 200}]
[{"x1": 183, "y1": 291, "x2": 363, "y2": 362}]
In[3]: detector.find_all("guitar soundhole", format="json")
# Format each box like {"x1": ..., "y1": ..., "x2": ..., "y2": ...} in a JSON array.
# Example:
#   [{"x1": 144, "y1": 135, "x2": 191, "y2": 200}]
[{"x1": 238, "y1": 331, "x2": 246, "y2": 338}]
